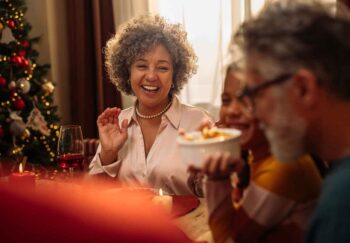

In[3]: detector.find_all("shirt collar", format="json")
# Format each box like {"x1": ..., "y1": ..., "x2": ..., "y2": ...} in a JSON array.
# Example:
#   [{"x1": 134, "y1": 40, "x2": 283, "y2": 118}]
[
  {"x1": 122, "y1": 96, "x2": 181, "y2": 129},
  {"x1": 119, "y1": 105, "x2": 136, "y2": 127},
  {"x1": 164, "y1": 96, "x2": 181, "y2": 129}
]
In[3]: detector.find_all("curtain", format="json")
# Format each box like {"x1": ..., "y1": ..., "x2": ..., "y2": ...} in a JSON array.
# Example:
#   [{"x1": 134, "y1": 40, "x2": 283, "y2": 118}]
[
  {"x1": 66, "y1": 0, "x2": 122, "y2": 138},
  {"x1": 112, "y1": 0, "x2": 150, "y2": 108},
  {"x1": 112, "y1": 0, "x2": 150, "y2": 24},
  {"x1": 153, "y1": 0, "x2": 232, "y2": 120},
  {"x1": 339, "y1": 0, "x2": 350, "y2": 8}
]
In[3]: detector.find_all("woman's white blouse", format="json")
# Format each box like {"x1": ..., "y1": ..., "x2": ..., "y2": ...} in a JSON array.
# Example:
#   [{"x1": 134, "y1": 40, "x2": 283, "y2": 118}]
[{"x1": 89, "y1": 96, "x2": 213, "y2": 195}]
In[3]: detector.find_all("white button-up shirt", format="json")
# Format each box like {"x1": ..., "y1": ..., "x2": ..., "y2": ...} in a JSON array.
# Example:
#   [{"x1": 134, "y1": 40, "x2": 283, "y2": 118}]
[{"x1": 89, "y1": 96, "x2": 213, "y2": 195}]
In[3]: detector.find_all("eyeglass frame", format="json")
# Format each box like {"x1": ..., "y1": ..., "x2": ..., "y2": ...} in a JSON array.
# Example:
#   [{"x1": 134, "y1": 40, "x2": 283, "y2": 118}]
[{"x1": 236, "y1": 73, "x2": 293, "y2": 111}]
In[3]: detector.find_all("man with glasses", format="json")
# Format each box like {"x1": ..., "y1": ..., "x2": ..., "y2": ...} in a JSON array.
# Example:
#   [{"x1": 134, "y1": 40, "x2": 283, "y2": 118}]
[{"x1": 234, "y1": 1, "x2": 350, "y2": 242}]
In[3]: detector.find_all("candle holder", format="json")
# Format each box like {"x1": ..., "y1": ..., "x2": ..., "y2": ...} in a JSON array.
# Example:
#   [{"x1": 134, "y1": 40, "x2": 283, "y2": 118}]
[
  {"x1": 8, "y1": 162, "x2": 36, "y2": 190},
  {"x1": 152, "y1": 188, "x2": 173, "y2": 213}
]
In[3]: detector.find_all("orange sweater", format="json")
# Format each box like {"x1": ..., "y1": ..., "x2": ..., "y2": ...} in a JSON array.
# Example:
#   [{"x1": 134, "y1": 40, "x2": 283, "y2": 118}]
[{"x1": 206, "y1": 155, "x2": 322, "y2": 243}]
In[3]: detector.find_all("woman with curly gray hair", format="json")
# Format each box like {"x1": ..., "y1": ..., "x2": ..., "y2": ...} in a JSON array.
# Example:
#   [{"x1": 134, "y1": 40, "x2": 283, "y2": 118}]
[{"x1": 89, "y1": 15, "x2": 213, "y2": 195}]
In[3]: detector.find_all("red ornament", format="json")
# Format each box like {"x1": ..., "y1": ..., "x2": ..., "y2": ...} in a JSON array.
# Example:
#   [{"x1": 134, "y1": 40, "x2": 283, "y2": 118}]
[
  {"x1": 21, "y1": 58, "x2": 29, "y2": 67},
  {"x1": 0, "y1": 76, "x2": 6, "y2": 87},
  {"x1": 13, "y1": 98, "x2": 25, "y2": 110},
  {"x1": 9, "y1": 56, "x2": 17, "y2": 63},
  {"x1": 20, "y1": 40, "x2": 30, "y2": 48},
  {"x1": 10, "y1": 56, "x2": 23, "y2": 67},
  {"x1": 17, "y1": 50, "x2": 26, "y2": 57},
  {"x1": 7, "y1": 20, "x2": 15, "y2": 28},
  {"x1": 0, "y1": 127, "x2": 4, "y2": 138},
  {"x1": 16, "y1": 56, "x2": 23, "y2": 66}
]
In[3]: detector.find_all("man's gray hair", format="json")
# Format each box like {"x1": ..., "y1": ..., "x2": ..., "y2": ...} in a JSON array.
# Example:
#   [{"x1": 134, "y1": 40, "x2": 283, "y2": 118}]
[{"x1": 234, "y1": 0, "x2": 350, "y2": 100}]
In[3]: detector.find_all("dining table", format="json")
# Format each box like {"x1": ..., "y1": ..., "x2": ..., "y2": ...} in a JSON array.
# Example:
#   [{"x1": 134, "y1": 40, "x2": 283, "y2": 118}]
[
  {"x1": 0, "y1": 173, "x2": 214, "y2": 243},
  {"x1": 174, "y1": 197, "x2": 214, "y2": 243}
]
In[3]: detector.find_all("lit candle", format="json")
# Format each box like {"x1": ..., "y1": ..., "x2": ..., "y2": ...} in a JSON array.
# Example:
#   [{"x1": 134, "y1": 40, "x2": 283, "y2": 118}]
[
  {"x1": 152, "y1": 188, "x2": 173, "y2": 213},
  {"x1": 9, "y1": 163, "x2": 36, "y2": 190}
]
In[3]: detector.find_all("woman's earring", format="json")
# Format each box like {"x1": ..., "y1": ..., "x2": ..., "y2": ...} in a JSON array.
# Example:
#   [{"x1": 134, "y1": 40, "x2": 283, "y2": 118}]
[{"x1": 171, "y1": 83, "x2": 175, "y2": 89}]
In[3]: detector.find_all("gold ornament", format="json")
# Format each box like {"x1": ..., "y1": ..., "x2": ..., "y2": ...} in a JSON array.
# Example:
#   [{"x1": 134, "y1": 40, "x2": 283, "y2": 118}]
[
  {"x1": 41, "y1": 81, "x2": 55, "y2": 94},
  {"x1": 18, "y1": 78, "x2": 31, "y2": 94},
  {"x1": 0, "y1": 21, "x2": 3, "y2": 32},
  {"x1": 20, "y1": 128, "x2": 31, "y2": 140}
]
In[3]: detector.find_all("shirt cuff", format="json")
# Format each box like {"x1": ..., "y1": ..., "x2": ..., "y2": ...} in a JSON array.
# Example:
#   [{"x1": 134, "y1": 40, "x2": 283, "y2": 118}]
[
  {"x1": 205, "y1": 179, "x2": 232, "y2": 215},
  {"x1": 88, "y1": 152, "x2": 121, "y2": 177}
]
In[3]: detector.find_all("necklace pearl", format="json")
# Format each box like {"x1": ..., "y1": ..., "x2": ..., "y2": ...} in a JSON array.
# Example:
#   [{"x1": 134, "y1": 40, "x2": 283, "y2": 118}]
[{"x1": 135, "y1": 101, "x2": 172, "y2": 119}]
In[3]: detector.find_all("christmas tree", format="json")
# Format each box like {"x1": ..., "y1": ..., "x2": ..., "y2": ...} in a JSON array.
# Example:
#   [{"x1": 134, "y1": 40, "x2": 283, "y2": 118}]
[{"x1": 0, "y1": 0, "x2": 60, "y2": 166}]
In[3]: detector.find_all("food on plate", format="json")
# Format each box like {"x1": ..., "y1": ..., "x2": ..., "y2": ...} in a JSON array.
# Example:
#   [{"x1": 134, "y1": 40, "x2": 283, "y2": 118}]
[{"x1": 182, "y1": 127, "x2": 232, "y2": 141}]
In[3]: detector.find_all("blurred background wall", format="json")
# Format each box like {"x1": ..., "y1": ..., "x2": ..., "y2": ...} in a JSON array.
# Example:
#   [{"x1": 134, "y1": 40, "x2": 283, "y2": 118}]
[{"x1": 25, "y1": 0, "x2": 340, "y2": 138}]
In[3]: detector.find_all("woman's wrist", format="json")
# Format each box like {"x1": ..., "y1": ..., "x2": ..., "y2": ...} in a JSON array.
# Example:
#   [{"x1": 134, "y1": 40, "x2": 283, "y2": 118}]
[
  {"x1": 99, "y1": 149, "x2": 118, "y2": 165},
  {"x1": 206, "y1": 174, "x2": 231, "y2": 181}
]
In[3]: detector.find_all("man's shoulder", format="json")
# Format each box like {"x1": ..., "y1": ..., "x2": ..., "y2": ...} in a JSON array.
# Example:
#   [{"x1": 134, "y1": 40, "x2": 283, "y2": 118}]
[
  {"x1": 307, "y1": 167, "x2": 350, "y2": 243},
  {"x1": 321, "y1": 164, "x2": 350, "y2": 202}
]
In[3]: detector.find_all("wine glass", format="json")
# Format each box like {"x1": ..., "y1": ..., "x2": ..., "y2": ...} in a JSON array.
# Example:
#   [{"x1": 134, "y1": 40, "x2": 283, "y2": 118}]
[{"x1": 56, "y1": 125, "x2": 85, "y2": 174}]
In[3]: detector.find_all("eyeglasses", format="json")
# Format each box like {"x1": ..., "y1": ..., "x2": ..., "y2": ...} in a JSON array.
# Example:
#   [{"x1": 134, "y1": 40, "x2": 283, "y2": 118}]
[{"x1": 236, "y1": 73, "x2": 293, "y2": 111}]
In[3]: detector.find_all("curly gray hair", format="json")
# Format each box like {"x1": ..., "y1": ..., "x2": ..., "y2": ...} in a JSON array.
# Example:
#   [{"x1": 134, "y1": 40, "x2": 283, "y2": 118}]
[
  {"x1": 105, "y1": 15, "x2": 197, "y2": 96},
  {"x1": 234, "y1": 0, "x2": 350, "y2": 100}
]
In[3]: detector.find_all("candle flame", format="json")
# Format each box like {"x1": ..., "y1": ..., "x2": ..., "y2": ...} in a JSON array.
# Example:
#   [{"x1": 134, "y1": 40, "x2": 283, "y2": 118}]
[
  {"x1": 159, "y1": 188, "x2": 163, "y2": 196},
  {"x1": 19, "y1": 163, "x2": 23, "y2": 173}
]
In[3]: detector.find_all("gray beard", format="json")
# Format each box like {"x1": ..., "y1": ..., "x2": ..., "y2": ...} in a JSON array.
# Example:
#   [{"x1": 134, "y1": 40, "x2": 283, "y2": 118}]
[
  {"x1": 259, "y1": 94, "x2": 307, "y2": 163},
  {"x1": 264, "y1": 124, "x2": 305, "y2": 163}
]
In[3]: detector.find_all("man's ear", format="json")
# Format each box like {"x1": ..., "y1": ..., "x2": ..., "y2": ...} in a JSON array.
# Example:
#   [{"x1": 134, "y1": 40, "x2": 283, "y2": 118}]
[{"x1": 291, "y1": 69, "x2": 319, "y2": 108}]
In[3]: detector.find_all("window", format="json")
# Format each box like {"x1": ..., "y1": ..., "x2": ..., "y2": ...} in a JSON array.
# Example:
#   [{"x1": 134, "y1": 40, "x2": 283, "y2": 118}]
[
  {"x1": 120, "y1": 0, "x2": 334, "y2": 117},
  {"x1": 149, "y1": 0, "x2": 267, "y2": 118}
]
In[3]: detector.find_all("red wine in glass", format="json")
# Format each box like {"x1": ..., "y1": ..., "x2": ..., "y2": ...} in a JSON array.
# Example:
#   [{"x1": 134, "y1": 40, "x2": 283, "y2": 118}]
[
  {"x1": 57, "y1": 125, "x2": 84, "y2": 173},
  {"x1": 57, "y1": 153, "x2": 85, "y2": 170}
]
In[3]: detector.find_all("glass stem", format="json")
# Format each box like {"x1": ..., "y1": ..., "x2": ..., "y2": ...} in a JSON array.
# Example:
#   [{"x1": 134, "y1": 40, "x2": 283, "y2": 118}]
[{"x1": 68, "y1": 167, "x2": 74, "y2": 175}]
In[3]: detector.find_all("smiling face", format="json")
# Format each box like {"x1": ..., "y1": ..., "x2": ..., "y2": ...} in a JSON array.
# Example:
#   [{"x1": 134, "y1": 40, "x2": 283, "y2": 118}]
[
  {"x1": 219, "y1": 71, "x2": 267, "y2": 150},
  {"x1": 130, "y1": 44, "x2": 174, "y2": 114}
]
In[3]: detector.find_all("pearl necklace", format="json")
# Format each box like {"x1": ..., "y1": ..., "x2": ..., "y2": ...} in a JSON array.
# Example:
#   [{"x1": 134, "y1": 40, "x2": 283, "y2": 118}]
[{"x1": 135, "y1": 101, "x2": 172, "y2": 119}]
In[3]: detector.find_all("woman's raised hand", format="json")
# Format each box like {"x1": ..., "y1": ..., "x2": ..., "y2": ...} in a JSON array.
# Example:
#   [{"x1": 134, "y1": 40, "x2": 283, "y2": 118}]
[{"x1": 97, "y1": 107, "x2": 128, "y2": 165}]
